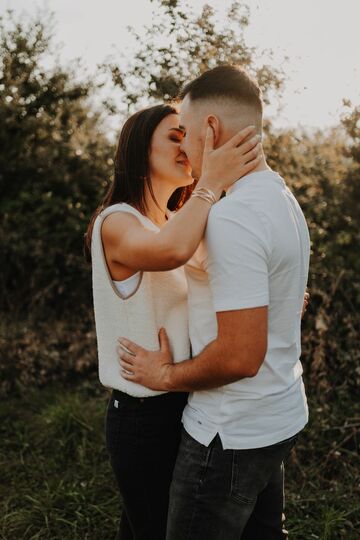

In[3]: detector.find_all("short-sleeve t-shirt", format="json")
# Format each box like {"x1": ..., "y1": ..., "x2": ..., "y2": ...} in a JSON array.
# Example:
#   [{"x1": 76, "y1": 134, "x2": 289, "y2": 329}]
[{"x1": 182, "y1": 169, "x2": 310, "y2": 450}]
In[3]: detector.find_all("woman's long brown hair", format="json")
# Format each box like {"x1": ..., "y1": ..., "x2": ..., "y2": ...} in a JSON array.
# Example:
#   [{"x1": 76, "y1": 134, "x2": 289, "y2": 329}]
[{"x1": 84, "y1": 104, "x2": 194, "y2": 261}]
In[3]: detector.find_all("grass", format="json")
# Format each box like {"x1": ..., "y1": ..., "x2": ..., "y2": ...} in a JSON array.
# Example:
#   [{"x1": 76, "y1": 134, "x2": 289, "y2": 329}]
[
  {"x1": 285, "y1": 393, "x2": 360, "y2": 539},
  {"x1": 0, "y1": 382, "x2": 359, "y2": 539},
  {"x1": 0, "y1": 383, "x2": 120, "y2": 539}
]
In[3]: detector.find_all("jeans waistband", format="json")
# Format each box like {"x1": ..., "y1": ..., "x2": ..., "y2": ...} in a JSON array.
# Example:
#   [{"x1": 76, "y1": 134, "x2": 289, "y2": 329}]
[{"x1": 111, "y1": 388, "x2": 188, "y2": 404}]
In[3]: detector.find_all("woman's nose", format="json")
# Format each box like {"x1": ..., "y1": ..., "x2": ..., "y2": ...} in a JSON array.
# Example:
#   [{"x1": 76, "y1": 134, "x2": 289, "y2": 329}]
[{"x1": 179, "y1": 144, "x2": 187, "y2": 157}]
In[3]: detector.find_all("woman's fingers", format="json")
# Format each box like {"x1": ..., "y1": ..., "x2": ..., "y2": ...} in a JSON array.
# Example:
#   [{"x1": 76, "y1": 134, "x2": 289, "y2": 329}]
[
  {"x1": 237, "y1": 134, "x2": 261, "y2": 154},
  {"x1": 199, "y1": 124, "x2": 262, "y2": 191},
  {"x1": 214, "y1": 132, "x2": 261, "y2": 166},
  {"x1": 224, "y1": 125, "x2": 257, "y2": 149},
  {"x1": 236, "y1": 153, "x2": 262, "y2": 177},
  {"x1": 240, "y1": 142, "x2": 262, "y2": 164}
]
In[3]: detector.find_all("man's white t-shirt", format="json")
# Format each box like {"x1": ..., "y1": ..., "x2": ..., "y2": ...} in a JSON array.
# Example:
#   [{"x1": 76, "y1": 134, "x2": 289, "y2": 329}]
[{"x1": 182, "y1": 169, "x2": 310, "y2": 450}]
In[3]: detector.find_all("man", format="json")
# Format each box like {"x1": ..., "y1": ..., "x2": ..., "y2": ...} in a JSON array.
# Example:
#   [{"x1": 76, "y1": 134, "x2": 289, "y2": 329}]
[{"x1": 119, "y1": 65, "x2": 310, "y2": 539}]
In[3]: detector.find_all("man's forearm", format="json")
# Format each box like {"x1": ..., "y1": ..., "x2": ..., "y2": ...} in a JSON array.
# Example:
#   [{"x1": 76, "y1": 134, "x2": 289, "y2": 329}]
[{"x1": 164, "y1": 339, "x2": 247, "y2": 392}]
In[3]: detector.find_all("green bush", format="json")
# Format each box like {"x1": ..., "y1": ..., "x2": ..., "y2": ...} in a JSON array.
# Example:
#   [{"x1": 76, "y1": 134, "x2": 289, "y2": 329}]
[
  {"x1": 264, "y1": 115, "x2": 360, "y2": 401},
  {"x1": 0, "y1": 12, "x2": 113, "y2": 320},
  {"x1": 0, "y1": 8, "x2": 359, "y2": 407}
]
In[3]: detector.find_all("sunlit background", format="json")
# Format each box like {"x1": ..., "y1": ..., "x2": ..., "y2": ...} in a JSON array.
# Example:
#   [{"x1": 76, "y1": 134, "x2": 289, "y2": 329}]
[
  {"x1": 1, "y1": 0, "x2": 359, "y2": 129},
  {"x1": 1, "y1": 2, "x2": 360, "y2": 538}
]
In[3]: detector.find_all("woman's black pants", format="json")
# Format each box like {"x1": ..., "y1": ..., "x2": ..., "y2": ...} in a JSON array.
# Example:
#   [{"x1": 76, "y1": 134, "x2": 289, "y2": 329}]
[{"x1": 105, "y1": 389, "x2": 188, "y2": 540}]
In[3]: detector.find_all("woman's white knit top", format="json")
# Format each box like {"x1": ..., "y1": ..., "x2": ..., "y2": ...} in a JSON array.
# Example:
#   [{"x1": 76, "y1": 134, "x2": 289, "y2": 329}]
[{"x1": 91, "y1": 203, "x2": 190, "y2": 397}]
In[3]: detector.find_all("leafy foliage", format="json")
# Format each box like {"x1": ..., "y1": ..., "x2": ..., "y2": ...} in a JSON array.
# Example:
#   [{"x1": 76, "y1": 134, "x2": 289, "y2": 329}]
[
  {"x1": 0, "y1": 3, "x2": 359, "y2": 539},
  {"x1": 107, "y1": 1, "x2": 284, "y2": 110},
  {"x1": 264, "y1": 118, "x2": 360, "y2": 399},
  {"x1": 0, "y1": 11, "x2": 113, "y2": 318},
  {"x1": 0, "y1": 2, "x2": 359, "y2": 404}
]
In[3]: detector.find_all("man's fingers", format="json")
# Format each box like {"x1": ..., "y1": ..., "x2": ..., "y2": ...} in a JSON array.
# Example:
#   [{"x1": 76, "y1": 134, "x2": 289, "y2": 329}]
[
  {"x1": 116, "y1": 343, "x2": 129, "y2": 359},
  {"x1": 118, "y1": 347, "x2": 135, "y2": 365},
  {"x1": 118, "y1": 338, "x2": 140, "y2": 355},
  {"x1": 119, "y1": 358, "x2": 134, "y2": 371},
  {"x1": 121, "y1": 369, "x2": 137, "y2": 381},
  {"x1": 159, "y1": 327, "x2": 170, "y2": 353},
  {"x1": 224, "y1": 125, "x2": 256, "y2": 149}
]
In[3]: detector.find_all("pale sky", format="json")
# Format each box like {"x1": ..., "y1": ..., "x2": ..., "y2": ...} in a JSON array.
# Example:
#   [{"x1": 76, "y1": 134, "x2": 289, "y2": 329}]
[{"x1": 1, "y1": 0, "x2": 359, "y2": 129}]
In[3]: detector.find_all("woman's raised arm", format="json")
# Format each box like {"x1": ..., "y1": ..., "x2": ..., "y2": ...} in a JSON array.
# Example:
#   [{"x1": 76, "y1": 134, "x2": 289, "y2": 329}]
[{"x1": 102, "y1": 125, "x2": 261, "y2": 272}]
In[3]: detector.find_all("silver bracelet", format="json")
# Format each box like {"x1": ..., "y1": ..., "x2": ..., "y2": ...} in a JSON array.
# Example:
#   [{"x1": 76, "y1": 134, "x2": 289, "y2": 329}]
[{"x1": 191, "y1": 187, "x2": 217, "y2": 205}]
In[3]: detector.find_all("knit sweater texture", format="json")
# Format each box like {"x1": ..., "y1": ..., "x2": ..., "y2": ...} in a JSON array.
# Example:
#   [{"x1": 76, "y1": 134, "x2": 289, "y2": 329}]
[{"x1": 91, "y1": 203, "x2": 190, "y2": 397}]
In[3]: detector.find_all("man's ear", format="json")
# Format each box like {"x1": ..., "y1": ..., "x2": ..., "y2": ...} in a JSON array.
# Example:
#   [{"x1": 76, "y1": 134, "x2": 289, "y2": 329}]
[{"x1": 206, "y1": 115, "x2": 220, "y2": 147}]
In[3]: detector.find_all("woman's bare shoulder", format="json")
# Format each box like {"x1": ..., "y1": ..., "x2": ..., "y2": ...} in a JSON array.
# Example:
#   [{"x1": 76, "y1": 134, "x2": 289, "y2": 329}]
[{"x1": 102, "y1": 210, "x2": 143, "y2": 243}]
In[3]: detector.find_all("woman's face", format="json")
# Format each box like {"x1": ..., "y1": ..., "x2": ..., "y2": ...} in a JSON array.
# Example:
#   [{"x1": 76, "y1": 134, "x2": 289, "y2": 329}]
[{"x1": 149, "y1": 114, "x2": 193, "y2": 188}]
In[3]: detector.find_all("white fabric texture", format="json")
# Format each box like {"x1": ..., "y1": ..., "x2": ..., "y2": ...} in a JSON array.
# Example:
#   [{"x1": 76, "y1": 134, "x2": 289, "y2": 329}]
[
  {"x1": 92, "y1": 203, "x2": 190, "y2": 397},
  {"x1": 182, "y1": 170, "x2": 310, "y2": 449}
]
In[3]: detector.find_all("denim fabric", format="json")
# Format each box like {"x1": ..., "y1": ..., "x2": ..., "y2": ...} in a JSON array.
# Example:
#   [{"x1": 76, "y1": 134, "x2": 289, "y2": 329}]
[
  {"x1": 166, "y1": 428, "x2": 298, "y2": 540},
  {"x1": 105, "y1": 390, "x2": 188, "y2": 540}
]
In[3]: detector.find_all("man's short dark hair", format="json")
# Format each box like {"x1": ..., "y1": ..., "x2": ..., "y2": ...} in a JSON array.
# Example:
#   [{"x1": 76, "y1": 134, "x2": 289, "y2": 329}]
[{"x1": 179, "y1": 65, "x2": 262, "y2": 115}]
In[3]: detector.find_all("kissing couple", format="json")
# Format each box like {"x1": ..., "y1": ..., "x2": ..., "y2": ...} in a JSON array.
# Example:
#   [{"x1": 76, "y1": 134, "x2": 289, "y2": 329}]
[{"x1": 87, "y1": 64, "x2": 310, "y2": 540}]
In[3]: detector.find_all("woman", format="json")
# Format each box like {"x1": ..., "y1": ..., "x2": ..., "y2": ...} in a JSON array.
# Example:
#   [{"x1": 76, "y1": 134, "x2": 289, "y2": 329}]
[{"x1": 85, "y1": 104, "x2": 261, "y2": 540}]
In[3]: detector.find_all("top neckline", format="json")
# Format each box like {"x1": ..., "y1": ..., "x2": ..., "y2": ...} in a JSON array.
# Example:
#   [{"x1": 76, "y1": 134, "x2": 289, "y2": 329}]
[
  {"x1": 227, "y1": 169, "x2": 285, "y2": 196},
  {"x1": 121, "y1": 203, "x2": 171, "y2": 230},
  {"x1": 105, "y1": 202, "x2": 170, "y2": 230}
]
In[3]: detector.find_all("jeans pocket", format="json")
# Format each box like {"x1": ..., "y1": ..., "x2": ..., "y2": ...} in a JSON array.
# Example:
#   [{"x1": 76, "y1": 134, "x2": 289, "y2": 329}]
[
  {"x1": 230, "y1": 451, "x2": 256, "y2": 504},
  {"x1": 230, "y1": 451, "x2": 258, "y2": 505}
]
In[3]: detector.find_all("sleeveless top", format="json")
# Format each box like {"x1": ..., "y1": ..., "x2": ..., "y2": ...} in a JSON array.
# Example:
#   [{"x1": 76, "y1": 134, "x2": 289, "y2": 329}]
[{"x1": 91, "y1": 203, "x2": 190, "y2": 397}]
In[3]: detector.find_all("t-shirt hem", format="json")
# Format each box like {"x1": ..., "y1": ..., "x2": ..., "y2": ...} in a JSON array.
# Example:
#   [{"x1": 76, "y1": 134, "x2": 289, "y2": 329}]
[{"x1": 182, "y1": 415, "x2": 308, "y2": 450}]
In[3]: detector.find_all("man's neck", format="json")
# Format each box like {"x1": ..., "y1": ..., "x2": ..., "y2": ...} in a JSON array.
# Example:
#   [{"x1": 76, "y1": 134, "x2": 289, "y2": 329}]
[
  {"x1": 225, "y1": 157, "x2": 272, "y2": 195},
  {"x1": 250, "y1": 156, "x2": 271, "y2": 175}
]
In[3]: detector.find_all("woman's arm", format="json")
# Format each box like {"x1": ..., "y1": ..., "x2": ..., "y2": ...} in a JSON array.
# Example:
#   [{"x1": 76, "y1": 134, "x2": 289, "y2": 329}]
[{"x1": 102, "y1": 125, "x2": 261, "y2": 272}]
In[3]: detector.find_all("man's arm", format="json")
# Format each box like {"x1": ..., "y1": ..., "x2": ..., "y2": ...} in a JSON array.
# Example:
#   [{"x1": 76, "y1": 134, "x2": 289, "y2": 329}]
[
  {"x1": 119, "y1": 199, "x2": 271, "y2": 391},
  {"x1": 119, "y1": 306, "x2": 267, "y2": 392}
]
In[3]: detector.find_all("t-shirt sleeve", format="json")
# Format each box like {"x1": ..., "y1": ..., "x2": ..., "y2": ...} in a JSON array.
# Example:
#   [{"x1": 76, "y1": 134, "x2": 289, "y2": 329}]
[{"x1": 204, "y1": 199, "x2": 270, "y2": 312}]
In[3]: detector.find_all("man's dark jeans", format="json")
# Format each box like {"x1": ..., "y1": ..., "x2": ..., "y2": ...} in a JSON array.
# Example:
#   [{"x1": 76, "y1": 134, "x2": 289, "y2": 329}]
[{"x1": 166, "y1": 428, "x2": 297, "y2": 540}]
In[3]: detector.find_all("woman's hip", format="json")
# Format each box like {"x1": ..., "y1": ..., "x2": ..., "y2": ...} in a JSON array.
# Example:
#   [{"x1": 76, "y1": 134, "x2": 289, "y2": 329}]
[{"x1": 105, "y1": 389, "x2": 188, "y2": 457}]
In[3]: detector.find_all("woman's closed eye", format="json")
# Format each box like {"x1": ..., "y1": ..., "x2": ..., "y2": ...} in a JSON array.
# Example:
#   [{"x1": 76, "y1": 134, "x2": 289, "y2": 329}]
[
  {"x1": 168, "y1": 127, "x2": 186, "y2": 142},
  {"x1": 170, "y1": 136, "x2": 182, "y2": 143}
]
